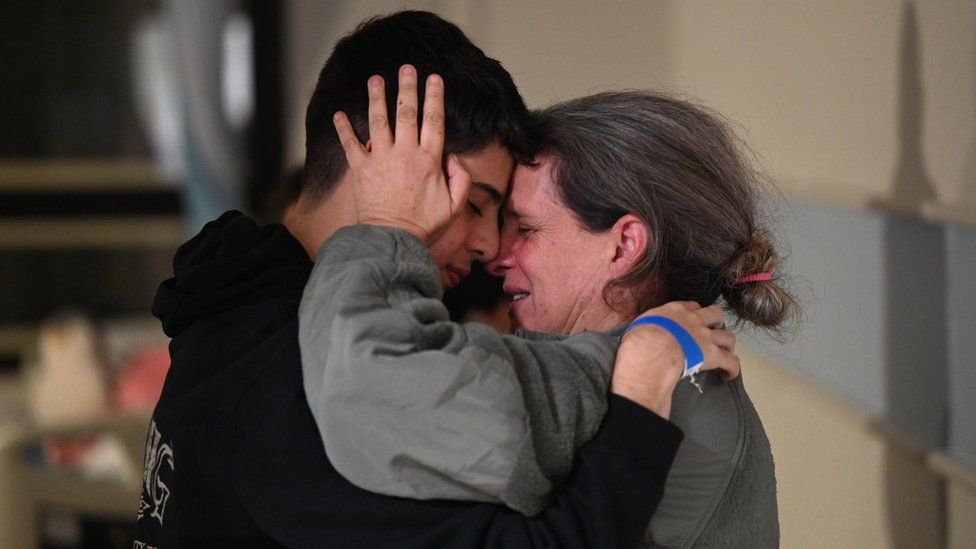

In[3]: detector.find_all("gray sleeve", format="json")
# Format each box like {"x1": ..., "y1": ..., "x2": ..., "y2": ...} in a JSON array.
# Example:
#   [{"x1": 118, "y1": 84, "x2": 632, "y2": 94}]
[{"x1": 298, "y1": 225, "x2": 615, "y2": 515}]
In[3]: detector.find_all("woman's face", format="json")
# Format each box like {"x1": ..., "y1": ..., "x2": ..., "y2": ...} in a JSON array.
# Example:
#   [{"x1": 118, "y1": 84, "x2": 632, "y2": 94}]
[
  {"x1": 428, "y1": 142, "x2": 513, "y2": 290},
  {"x1": 487, "y1": 156, "x2": 624, "y2": 335}
]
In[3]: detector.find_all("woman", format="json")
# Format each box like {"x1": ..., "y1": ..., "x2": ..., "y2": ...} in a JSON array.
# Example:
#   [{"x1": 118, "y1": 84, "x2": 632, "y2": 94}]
[
  {"x1": 487, "y1": 92, "x2": 793, "y2": 546},
  {"x1": 301, "y1": 88, "x2": 794, "y2": 547}
]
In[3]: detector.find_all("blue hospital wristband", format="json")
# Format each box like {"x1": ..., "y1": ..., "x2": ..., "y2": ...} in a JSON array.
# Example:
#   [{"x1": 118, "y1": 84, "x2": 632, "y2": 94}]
[{"x1": 624, "y1": 316, "x2": 704, "y2": 378}]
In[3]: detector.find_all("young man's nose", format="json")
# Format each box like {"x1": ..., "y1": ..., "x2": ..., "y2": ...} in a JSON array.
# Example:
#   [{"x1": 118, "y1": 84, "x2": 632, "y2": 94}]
[
  {"x1": 468, "y1": 225, "x2": 500, "y2": 263},
  {"x1": 486, "y1": 240, "x2": 513, "y2": 276}
]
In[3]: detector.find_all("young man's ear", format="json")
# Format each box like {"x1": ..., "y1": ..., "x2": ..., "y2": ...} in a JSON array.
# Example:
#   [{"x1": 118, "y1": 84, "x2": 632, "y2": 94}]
[{"x1": 609, "y1": 214, "x2": 648, "y2": 275}]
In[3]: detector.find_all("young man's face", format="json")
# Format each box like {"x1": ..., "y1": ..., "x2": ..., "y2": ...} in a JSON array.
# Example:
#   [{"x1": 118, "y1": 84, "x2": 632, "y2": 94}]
[{"x1": 428, "y1": 141, "x2": 513, "y2": 289}]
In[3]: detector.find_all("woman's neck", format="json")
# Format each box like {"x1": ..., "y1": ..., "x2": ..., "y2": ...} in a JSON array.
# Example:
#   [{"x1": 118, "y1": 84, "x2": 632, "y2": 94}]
[{"x1": 566, "y1": 306, "x2": 630, "y2": 335}]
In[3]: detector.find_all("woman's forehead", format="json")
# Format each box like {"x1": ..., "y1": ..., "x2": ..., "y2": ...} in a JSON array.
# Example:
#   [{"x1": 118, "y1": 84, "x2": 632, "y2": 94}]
[{"x1": 509, "y1": 159, "x2": 560, "y2": 216}]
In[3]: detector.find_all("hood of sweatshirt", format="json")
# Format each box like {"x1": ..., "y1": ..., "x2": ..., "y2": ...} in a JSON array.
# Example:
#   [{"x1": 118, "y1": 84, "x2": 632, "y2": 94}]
[{"x1": 152, "y1": 211, "x2": 312, "y2": 338}]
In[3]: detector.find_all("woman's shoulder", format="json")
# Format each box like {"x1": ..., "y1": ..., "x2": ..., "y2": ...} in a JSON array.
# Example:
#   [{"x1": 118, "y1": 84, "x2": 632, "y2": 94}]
[
  {"x1": 670, "y1": 374, "x2": 746, "y2": 457},
  {"x1": 645, "y1": 374, "x2": 779, "y2": 548}
]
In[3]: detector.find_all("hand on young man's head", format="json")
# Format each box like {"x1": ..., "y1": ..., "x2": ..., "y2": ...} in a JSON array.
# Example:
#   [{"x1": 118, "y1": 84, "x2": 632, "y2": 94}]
[{"x1": 332, "y1": 64, "x2": 471, "y2": 245}]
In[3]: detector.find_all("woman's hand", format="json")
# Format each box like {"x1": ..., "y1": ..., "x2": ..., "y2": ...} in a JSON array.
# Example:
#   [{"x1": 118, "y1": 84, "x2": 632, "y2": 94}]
[
  {"x1": 611, "y1": 302, "x2": 739, "y2": 418},
  {"x1": 332, "y1": 64, "x2": 471, "y2": 245}
]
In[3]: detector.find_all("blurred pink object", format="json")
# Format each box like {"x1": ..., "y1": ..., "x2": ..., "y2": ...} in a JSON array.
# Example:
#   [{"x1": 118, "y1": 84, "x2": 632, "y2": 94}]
[{"x1": 114, "y1": 343, "x2": 170, "y2": 413}]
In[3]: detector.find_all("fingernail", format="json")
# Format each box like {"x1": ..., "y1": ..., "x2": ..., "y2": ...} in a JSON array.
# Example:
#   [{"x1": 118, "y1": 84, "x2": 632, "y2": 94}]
[
  {"x1": 368, "y1": 75, "x2": 382, "y2": 88},
  {"x1": 428, "y1": 74, "x2": 442, "y2": 85},
  {"x1": 333, "y1": 112, "x2": 343, "y2": 122},
  {"x1": 401, "y1": 64, "x2": 415, "y2": 75}
]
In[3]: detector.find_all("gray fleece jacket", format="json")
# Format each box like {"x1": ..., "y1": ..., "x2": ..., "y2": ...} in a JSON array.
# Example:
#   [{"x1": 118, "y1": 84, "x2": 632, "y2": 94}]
[{"x1": 299, "y1": 225, "x2": 779, "y2": 548}]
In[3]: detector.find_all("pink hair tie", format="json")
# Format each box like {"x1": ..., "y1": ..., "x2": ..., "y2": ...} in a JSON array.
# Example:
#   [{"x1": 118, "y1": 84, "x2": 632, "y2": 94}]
[{"x1": 736, "y1": 272, "x2": 773, "y2": 284}]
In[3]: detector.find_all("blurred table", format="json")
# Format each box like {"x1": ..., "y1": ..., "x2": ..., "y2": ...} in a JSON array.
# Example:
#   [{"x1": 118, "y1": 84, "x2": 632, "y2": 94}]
[{"x1": 0, "y1": 411, "x2": 148, "y2": 549}]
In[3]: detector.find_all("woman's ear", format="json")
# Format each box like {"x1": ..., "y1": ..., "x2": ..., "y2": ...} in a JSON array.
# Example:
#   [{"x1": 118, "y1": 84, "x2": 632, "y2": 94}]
[{"x1": 610, "y1": 214, "x2": 648, "y2": 275}]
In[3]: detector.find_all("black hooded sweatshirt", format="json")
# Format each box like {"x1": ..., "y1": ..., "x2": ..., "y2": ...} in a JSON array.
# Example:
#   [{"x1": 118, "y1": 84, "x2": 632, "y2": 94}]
[{"x1": 134, "y1": 211, "x2": 684, "y2": 548}]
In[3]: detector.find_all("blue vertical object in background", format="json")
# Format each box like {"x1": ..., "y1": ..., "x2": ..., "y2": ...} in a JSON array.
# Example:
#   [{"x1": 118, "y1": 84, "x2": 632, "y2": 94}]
[
  {"x1": 132, "y1": 0, "x2": 253, "y2": 234},
  {"x1": 182, "y1": 137, "x2": 227, "y2": 234},
  {"x1": 166, "y1": 0, "x2": 252, "y2": 234},
  {"x1": 946, "y1": 4, "x2": 976, "y2": 470},
  {"x1": 946, "y1": 226, "x2": 976, "y2": 466}
]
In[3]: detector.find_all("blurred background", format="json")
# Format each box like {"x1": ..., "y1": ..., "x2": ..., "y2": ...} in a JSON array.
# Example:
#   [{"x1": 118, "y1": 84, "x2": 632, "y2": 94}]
[{"x1": 0, "y1": 1, "x2": 973, "y2": 547}]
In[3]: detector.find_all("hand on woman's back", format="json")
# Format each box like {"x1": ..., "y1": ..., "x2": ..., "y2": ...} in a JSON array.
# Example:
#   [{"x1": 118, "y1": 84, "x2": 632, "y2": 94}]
[{"x1": 612, "y1": 302, "x2": 739, "y2": 418}]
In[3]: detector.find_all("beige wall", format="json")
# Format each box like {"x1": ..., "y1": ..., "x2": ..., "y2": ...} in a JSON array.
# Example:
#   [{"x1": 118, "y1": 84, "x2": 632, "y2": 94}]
[
  {"x1": 285, "y1": 0, "x2": 976, "y2": 215},
  {"x1": 742, "y1": 344, "x2": 940, "y2": 548}
]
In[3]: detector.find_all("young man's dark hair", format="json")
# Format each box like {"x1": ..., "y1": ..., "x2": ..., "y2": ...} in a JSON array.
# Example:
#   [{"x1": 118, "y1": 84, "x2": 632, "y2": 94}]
[{"x1": 302, "y1": 10, "x2": 533, "y2": 204}]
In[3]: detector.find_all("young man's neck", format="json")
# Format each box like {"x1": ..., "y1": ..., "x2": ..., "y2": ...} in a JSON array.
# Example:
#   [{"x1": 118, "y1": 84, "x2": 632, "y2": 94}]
[{"x1": 283, "y1": 174, "x2": 357, "y2": 261}]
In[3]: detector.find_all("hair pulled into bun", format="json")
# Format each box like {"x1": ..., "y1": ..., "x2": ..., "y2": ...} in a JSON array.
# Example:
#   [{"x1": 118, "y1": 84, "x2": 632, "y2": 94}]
[{"x1": 720, "y1": 229, "x2": 798, "y2": 333}]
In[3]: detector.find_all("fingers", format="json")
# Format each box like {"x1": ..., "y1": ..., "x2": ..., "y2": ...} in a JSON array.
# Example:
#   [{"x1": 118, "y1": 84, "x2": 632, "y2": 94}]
[
  {"x1": 698, "y1": 304, "x2": 726, "y2": 328},
  {"x1": 333, "y1": 112, "x2": 366, "y2": 169},
  {"x1": 711, "y1": 328, "x2": 736, "y2": 352},
  {"x1": 446, "y1": 154, "x2": 472, "y2": 216},
  {"x1": 697, "y1": 324, "x2": 738, "y2": 381},
  {"x1": 367, "y1": 75, "x2": 392, "y2": 153},
  {"x1": 718, "y1": 353, "x2": 741, "y2": 382},
  {"x1": 420, "y1": 74, "x2": 445, "y2": 155},
  {"x1": 699, "y1": 346, "x2": 741, "y2": 382},
  {"x1": 395, "y1": 64, "x2": 419, "y2": 145}
]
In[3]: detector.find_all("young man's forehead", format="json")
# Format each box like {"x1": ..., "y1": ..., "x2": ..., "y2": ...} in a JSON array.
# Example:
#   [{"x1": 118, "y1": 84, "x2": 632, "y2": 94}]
[
  {"x1": 453, "y1": 141, "x2": 514, "y2": 201},
  {"x1": 471, "y1": 182, "x2": 504, "y2": 203}
]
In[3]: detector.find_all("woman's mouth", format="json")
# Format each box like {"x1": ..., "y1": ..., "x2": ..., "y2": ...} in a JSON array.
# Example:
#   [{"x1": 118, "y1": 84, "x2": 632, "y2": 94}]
[
  {"x1": 508, "y1": 292, "x2": 530, "y2": 316},
  {"x1": 503, "y1": 283, "x2": 530, "y2": 306},
  {"x1": 507, "y1": 293, "x2": 529, "y2": 329},
  {"x1": 503, "y1": 284, "x2": 530, "y2": 323}
]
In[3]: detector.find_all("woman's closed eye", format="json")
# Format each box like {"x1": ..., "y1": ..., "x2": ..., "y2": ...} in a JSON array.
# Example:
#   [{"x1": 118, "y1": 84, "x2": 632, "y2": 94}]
[{"x1": 467, "y1": 201, "x2": 484, "y2": 217}]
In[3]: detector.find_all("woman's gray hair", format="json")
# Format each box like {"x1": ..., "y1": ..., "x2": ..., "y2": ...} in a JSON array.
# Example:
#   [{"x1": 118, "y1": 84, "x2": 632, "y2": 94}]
[{"x1": 530, "y1": 91, "x2": 796, "y2": 330}]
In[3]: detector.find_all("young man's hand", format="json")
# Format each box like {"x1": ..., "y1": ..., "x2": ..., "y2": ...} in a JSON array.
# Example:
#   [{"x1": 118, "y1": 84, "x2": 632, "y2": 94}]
[
  {"x1": 611, "y1": 303, "x2": 739, "y2": 418},
  {"x1": 332, "y1": 64, "x2": 471, "y2": 245}
]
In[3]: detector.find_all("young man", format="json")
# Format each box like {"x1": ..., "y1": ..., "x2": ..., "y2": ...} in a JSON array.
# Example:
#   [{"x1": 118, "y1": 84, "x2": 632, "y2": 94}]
[{"x1": 136, "y1": 11, "x2": 733, "y2": 548}]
